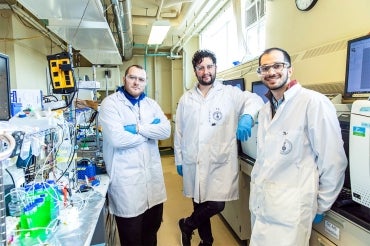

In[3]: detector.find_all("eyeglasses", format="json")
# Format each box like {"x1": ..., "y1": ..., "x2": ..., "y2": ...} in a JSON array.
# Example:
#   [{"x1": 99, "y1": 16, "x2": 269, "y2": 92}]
[
  {"x1": 257, "y1": 62, "x2": 290, "y2": 75},
  {"x1": 126, "y1": 75, "x2": 146, "y2": 83},
  {"x1": 195, "y1": 64, "x2": 215, "y2": 72}
]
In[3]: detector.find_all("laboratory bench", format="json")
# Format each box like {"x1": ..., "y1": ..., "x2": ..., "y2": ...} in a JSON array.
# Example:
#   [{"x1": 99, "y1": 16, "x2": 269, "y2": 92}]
[
  {"x1": 6, "y1": 174, "x2": 109, "y2": 246},
  {"x1": 221, "y1": 153, "x2": 370, "y2": 246},
  {"x1": 310, "y1": 196, "x2": 370, "y2": 245}
]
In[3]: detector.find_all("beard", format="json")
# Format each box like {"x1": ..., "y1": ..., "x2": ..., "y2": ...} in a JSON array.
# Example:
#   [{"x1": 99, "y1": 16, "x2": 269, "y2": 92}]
[
  {"x1": 267, "y1": 71, "x2": 289, "y2": 91},
  {"x1": 198, "y1": 74, "x2": 216, "y2": 86}
]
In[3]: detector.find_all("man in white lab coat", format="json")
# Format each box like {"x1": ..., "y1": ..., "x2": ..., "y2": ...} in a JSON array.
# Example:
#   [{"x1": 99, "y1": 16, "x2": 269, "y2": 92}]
[
  {"x1": 174, "y1": 49, "x2": 264, "y2": 246},
  {"x1": 249, "y1": 47, "x2": 347, "y2": 246},
  {"x1": 99, "y1": 65, "x2": 171, "y2": 246}
]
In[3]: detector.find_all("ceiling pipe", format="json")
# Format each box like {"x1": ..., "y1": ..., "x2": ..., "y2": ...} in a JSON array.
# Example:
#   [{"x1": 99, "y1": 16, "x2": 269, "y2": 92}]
[
  {"x1": 111, "y1": 0, "x2": 125, "y2": 58},
  {"x1": 175, "y1": 0, "x2": 229, "y2": 54},
  {"x1": 170, "y1": 0, "x2": 228, "y2": 55},
  {"x1": 151, "y1": 0, "x2": 165, "y2": 54},
  {"x1": 136, "y1": 43, "x2": 182, "y2": 59},
  {"x1": 169, "y1": 0, "x2": 209, "y2": 55},
  {"x1": 122, "y1": 0, "x2": 133, "y2": 60},
  {"x1": 112, "y1": 0, "x2": 133, "y2": 61},
  {"x1": 156, "y1": 0, "x2": 165, "y2": 20}
]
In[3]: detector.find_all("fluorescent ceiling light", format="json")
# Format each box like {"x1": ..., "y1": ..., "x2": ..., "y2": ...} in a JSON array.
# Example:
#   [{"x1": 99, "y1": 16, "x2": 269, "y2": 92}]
[{"x1": 147, "y1": 20, "x2": 171, "y2": 45}]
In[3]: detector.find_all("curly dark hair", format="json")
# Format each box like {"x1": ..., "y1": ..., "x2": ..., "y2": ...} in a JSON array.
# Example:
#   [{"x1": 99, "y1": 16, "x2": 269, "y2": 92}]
[{"x1": 192, "y1": 50, "x2": 217, "y2": 70}]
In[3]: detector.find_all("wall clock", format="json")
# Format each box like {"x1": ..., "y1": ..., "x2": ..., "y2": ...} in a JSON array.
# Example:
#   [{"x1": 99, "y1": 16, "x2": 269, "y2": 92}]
[{"x1": 295, "y1": 0, "x2": 318, "y2": 11}]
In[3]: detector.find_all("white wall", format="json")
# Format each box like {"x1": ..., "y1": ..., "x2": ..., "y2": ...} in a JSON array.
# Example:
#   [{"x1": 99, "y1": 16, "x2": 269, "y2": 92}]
[
  {"x1": 218, "y1": 0, "x2": 370, "y2": 91},
  {"x1": 6, "y1": 10, "x2": 63, "y2": 92},
  {"x1": 265, "y1": 0, "x2": 370, "y2": 85}
]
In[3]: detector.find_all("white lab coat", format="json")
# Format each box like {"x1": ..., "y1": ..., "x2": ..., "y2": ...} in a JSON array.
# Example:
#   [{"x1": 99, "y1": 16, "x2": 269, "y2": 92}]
[
  {"x1": 99, "y1": 91, "x2": 171, "y2": 217},
  {"x1": 174, "y1": 80, "x2": 264, "y2": 203},
  {"x1": 249, "y1": 84, "x2": 347, "y2": 246}
]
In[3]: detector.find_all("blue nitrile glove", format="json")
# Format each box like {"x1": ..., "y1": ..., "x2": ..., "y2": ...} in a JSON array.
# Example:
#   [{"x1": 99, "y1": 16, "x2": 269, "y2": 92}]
[
  {"x1": 151, "y1": 118, "x2": 160, "y2": 124},
  {"x1": 176, "y1": 165, "x2": 183, "y2": 176},
  {"x1": 124, "y1": 124, "x2": 137, "y2": 134},
  {"x1": 313, "y1": 213, "x2": 324, "y2": 224},
  {"x1": 237, "y1": 114, "x2": 253, "y2": 141}
]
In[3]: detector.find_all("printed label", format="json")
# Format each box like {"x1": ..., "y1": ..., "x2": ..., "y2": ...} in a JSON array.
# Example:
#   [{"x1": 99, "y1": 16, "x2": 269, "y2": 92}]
[
  {"x1": 353, "y1": 126, "x2": 366, "y2": 137},
  {"x1": 324, "y1": 220, "x2": 340, "y2": 240},
  {"x1": 359, "y1": 106, "x2": 370, "y2": 112}
]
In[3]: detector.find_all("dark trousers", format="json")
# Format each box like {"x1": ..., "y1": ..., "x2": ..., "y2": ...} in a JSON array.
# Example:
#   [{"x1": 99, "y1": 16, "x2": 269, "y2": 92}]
[
  {"x1": 115, "y1": 203, "x2": 163, "y2": 246},
  {"x1": 188, "y1": 200, "x2": 225, "y2": 244}
]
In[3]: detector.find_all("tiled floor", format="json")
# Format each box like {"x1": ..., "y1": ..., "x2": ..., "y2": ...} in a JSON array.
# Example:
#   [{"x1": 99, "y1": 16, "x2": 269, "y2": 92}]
[{"x1": 157, "y1": 155, "x2": 245, "y2": 246}]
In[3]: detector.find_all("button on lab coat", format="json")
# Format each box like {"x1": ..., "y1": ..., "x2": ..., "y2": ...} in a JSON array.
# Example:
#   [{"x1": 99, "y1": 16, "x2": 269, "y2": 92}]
[
  {"x1": 249, "y1": 84, "x2": 347, "y2": 246},
  {"x1": 99, "y1": 91, "x2": 171, "y2": 217},
  {"x1": 174, "y1": 80, "x2": 264, "y2": 203}
]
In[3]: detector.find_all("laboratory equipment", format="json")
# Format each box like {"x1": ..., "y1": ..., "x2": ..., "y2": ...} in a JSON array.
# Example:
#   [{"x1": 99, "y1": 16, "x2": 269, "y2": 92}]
[
  {"x1": 240, "y1": 81, "x2": 267, "y2": 160},
  {"x1": 349, "y1": 100, "x2": 370, "y2": 209},
  {"x1": 222, "y1": 78, "x2": 245, "y2": 91},
  {"x1": 251, "y1": 80, "x2": 268, "y2": 103},
  {"x1": 240, "y1": 124, "x2": 257, "y2": 160},
  {"x1": 0, "y1": 132, "x2": 16, "y2": 245},
  {"x1": 344, "y1": 34, "x2": 370, "y2": 99},
  {"x1": 0, "y1": 53, "x2": 11, "y2": 120},
  {"x1": 47, "y1": 51, "x2": 76, "y2": 94}
]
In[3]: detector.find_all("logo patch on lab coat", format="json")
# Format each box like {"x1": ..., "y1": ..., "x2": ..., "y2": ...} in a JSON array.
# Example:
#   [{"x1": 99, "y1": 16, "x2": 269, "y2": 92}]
[
  {"x1": 280, "y1": 132, "x2": 292, "y2": 154},
  {"x1": 213, "y1": 109, "x2": 222, "y2": 121}
]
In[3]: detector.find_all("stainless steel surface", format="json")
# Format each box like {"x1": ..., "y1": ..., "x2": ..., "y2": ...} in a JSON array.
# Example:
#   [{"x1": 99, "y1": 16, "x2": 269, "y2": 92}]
[{"x1": 7, "y1": 174, "x2": 109, "y2": 245}]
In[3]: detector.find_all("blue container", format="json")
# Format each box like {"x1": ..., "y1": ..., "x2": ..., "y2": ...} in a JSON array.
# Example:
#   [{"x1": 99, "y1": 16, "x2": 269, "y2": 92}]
[
  {"x1": 11, "y1": 102, "x2": 22, "y2": 116},
  {"x1": 77, "y1": 159, "x2": 96, "y2": 180}
]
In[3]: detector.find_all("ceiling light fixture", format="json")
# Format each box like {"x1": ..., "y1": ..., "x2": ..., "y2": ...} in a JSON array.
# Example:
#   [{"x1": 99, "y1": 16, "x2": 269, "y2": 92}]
[{"x1": 147, "y1": 20, "x2": 171, "y2": 45}]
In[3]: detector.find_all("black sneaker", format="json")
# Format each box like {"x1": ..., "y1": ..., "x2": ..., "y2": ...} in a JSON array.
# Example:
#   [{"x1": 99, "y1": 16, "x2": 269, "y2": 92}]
[
  {"x1": 179, "y1": 218, "x2": 192, "y2": 246},
  {"x1": 198, "y1": 241, "x2": 212, "y2": 246}
]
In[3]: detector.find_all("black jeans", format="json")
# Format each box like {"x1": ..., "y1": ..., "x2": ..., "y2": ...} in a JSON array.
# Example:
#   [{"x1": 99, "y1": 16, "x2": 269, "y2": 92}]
[
  {"x1": 188, "y1": 200, "x2": 225, "y2": 244},
  {"x1": 115, "y1": 203, "x2": 163, "y2": 246}
]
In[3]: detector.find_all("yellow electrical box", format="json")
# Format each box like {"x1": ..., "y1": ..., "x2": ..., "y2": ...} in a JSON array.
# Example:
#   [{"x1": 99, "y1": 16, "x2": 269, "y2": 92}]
[{"x1": 47, "y1": 52, "x2": 75, "y2": 94}]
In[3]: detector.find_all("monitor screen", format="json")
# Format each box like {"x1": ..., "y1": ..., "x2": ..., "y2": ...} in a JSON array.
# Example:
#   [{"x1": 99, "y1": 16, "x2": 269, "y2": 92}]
[
  {"x1": 344, "y1": 34, "x2": 370, "y2": 99},
  {"x1": 0, "y1": 53, "x2": 11, "y2": 120},
  {"x1": 222, "y1": 78, "x2": 245, "y2": 91},
  {"x1": 251, "y1": 81, "x2": 268, "y2": 103}
]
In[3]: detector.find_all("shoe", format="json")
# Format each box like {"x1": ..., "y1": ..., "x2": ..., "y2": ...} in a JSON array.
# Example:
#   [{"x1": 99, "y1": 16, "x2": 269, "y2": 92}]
[
  {"x1": 198, "y1": 241, "x2": 212, "y2": 246},
  {"x1": 179, "y1": 218, "x2": 192, "y2": 246}
]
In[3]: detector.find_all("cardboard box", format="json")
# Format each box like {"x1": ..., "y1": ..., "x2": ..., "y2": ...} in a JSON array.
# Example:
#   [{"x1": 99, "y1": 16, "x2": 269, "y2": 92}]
[{"x1": 10, "y1": 89, "x2": 43, "y2": 110}]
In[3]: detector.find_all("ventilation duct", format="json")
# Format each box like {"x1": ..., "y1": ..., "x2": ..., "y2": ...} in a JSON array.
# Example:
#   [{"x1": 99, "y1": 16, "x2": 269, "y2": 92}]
[{"x1": 112, "y1": 0, "x2": 133, "y2": 61}]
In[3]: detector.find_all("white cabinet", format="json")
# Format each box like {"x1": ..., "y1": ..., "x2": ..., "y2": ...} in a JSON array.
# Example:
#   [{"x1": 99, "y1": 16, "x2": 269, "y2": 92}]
[
  {"x1": 309, "y1": 210, "x2": 370, "y2": 246},
  {"x1": 310, "y1": 229, "x2": 336, "y2": 246},
  {"x1": 220, "y1": 157, "x2": 253, "y2": 241}
]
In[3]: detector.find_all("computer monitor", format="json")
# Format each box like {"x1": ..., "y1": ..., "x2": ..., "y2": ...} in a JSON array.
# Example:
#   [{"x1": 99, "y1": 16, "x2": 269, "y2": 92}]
[
  {"x1": 344, "y1": 34, "x2": 370, "y2": 99},
  {"x1": 0, "y1": 53, "x2": 11, "y2": 120},
  {"x1": 251, "y1": 81, "x2": 268, "y2": 103},
  {"x1": 222, "y1": 78, "x2": 245, "y2": 91}
]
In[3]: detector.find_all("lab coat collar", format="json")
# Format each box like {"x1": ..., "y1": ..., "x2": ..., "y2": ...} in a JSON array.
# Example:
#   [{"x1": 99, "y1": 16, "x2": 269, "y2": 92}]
[
  {"x1": 116, "y1": 86, "x2": 146, "y2": 106},
  {"x1": 193, "y1": 79, "x2": 222, "y2": 95}
]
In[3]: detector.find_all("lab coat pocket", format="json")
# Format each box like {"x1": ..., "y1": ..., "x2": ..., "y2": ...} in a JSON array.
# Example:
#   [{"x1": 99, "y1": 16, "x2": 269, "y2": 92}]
[
  {"x1": 209, "y1": 143, "x2": 230, "y2": 164},
  {"x1": 262, "y1": 182, "x2": 299, "y2": 226}
]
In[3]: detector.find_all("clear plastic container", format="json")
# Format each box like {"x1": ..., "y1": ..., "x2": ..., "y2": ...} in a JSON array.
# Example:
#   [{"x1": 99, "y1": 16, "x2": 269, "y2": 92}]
[
  {"x1": 8, "y1": 200, "x2": 22, "y2": 217},
  {"x1": 8, "y1": 187, "x2": 26, "y2": 217}
]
